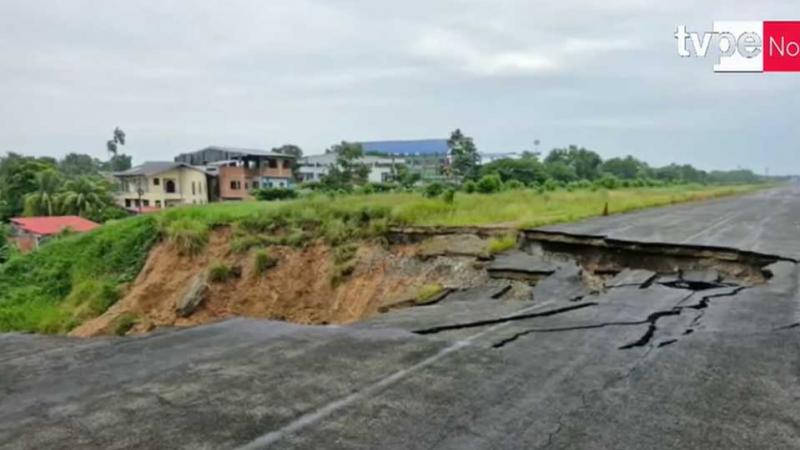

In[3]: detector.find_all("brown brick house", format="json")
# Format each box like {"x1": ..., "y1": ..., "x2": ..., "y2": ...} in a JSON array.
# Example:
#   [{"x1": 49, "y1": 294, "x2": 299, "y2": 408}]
[{"x1": 175, "y1": 146, "x2": 295, "y2": 201}]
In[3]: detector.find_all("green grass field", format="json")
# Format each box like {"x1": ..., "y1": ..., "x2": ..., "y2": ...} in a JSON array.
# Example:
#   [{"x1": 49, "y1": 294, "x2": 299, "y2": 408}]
[
  {"x1": 157, "y1": 183, "x2": 765, "y2": 228},
  {"x1": 0, "y1": 183, "x2": 771, "y2": 334}
]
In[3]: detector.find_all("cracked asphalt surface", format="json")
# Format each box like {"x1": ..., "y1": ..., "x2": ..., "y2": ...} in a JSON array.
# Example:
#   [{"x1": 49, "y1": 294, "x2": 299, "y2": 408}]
[{"x1": 4, "y1": 185, "x2": 800, "y2": 449}]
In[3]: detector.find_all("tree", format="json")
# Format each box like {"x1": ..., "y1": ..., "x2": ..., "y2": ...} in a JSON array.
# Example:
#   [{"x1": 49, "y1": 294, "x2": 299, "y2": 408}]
[
  {"x1": 601, "y1": 155, "x2": 647, "y2": 180},
  {"x1": 544, "y1": 145, "x2": 602, "y2": 180},
  {"x1": 105, "y1": 127, "x2": 131, "y2": 172},
  {"x1": 58, "y1": 177, "x2": 112, "y2": 218},
  {"x1": 320, "y1": 142, "x2": 370, "y2": 188},
  {"x1": 0, "y1": 153, "x2": 58, "y2": 220},
  {"x1": 59, "y1": 153, "x2": 104, "y2": 177},
  {"x1": 480, "y1": 157, "x2": 547, "y2": 185},
  {"x1": 105, "y1": 154, "x2": 132, "y2": 172},
  {"x1": 448, "y1": 129, "x2": 480, "y2": 180},
  {"x1": 23, "y1": 170, "x2": 62, "y2": 216},
  {"x1": 544, "y1": 161, "x2": 577, "y2": 182}
]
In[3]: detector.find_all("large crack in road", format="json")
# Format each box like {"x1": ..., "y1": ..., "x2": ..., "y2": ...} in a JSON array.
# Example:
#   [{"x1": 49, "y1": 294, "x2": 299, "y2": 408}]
[{"x1": 409, "y1": 231, "x2": 793, "y2": 353}]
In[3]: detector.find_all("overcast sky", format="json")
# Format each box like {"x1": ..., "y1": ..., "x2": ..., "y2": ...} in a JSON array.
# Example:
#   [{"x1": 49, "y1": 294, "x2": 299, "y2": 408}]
[{"x1": 1, "y1": 0, "x2": 798, "y2": 173}]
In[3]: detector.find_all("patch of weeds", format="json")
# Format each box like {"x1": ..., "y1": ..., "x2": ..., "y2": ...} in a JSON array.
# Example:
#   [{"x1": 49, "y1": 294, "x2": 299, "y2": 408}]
[
  {"x1": 333, "y1": 244, "x2": 358, "y2": 265},
  {"x1": 280, "y1": 228, "x2": 307, "y2": 248},
  {"x1": 230, "y1": 235, "x2": 269, "y2": 253},
  {"x1": 166, "y1": 219, "x2": 209, "y2": 256},
  {"x1": 254, "y1": 249, "x2": 278, "y2": 275},
  {"x1": 415, "y1": 283, "x2": 444, "y2": 305},
  {"x1": 208, "y1": 261, "x2": 234, "y2": 283},
  {"x1": 488, "y1": 233, "x2": 518, "y2": 254},
  {"x1": 113, "y1": 313, "x2": 139, "y2": 336}
]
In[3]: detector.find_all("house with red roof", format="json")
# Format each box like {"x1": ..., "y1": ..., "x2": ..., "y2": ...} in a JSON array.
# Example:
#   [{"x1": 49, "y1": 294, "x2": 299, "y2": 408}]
[{"x1": 9, "y1": 216, "x2": 100, "y2": 252}]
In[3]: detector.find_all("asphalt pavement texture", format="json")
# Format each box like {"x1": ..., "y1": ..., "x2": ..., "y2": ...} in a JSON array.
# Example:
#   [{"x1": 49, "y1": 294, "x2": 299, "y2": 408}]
[{"x1": 3, "y1": 185, "x2": 800, "y2": 449}]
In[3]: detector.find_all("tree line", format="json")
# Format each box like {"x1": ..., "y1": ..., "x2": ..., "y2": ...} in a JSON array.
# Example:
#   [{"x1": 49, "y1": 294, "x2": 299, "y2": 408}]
[{"x1": 300, "y1": 129, "x2": 766, "y2": 194}]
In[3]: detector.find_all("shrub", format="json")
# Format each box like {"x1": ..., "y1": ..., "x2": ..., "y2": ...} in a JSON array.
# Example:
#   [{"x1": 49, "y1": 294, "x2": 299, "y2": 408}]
[
  {"x1": 463, "y1": 180, "x2": 477, "y2": 193},
  {"x1": 166, "y1": 219, "x2": 209, "y2": 256},
  {"x1": 253, "y1": 187, "x2": 297, "y2": 201},
  {"x1": 505, "y1": 179, "x2": 524, "y2": 190},
  {"x1": 476, "y1": 175, "x2": 502, "y2": 194},
  {"x1": 543, "y1": 179, "x2": 560, "y2": 191},
  {"x1": 596, "y1": 174, "x2": 620, "y2": 190},
  {"x1": 424, "y1": 182, "x2": 445, "y2": 198},
  {"x1": 208, "y1": 261, "x2": 234, "y2": 283},
  {"x1": 488, "y1": 233, "x2": 517, "y2": 254},
  {"x1": 253, "y1": 249, "x2": 278, "y2": 275},
  {"x1": 442, "y1": 188, "x2": 456, "y2": 204}
]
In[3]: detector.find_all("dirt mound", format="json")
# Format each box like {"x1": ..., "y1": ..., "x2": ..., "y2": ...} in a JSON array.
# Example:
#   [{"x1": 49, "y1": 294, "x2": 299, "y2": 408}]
[{"x1": 71, "y1": 229, "x2": 489, "y2": 337}]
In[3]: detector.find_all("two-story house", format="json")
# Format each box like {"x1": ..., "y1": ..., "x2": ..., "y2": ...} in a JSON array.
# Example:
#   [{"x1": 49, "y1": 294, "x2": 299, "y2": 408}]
[
  {"x1": 114, "y1": 162, "x2": 211, "y2": 210},
  {"x1": 174, "y1": 146, "x2": 295, "y2": 201}
]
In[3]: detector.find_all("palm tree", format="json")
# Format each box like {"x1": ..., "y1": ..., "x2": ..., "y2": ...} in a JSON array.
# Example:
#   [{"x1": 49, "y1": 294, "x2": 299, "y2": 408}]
[
  {"x1": 59, "y1": 177, "x2": 110, "y2": 218},
  {"x1": 23, "y1": 170, "x2": 61, "y2": 216}
]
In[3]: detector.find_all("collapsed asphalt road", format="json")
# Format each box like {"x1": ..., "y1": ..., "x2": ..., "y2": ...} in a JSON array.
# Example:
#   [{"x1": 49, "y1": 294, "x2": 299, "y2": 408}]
[{"x1": 3, "y1": 185, "x2": 800, "y2": 449}]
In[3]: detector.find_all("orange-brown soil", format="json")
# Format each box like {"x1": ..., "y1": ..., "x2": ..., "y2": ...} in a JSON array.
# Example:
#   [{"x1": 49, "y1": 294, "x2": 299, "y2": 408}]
[{"x1": 71, "y1": 229, "x2": 489, "y2": 337}]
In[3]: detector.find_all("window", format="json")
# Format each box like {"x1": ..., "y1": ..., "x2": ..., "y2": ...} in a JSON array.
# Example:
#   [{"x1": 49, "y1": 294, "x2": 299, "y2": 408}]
[
  {"x1": 153, "y1": 177, "x2": 160, "y2": 186},
  {"x1": 165, "y1": 179, "x2": 176, "y2": 193},
  {"x1": 192, "y1": 181, "x2": 196, "y2": 195},
  {"x1": 125, "y1": 199, "x2": 132, "y2": 208},
  {"x1": 282, "y1": 159, "x2": 291, "y2": 169},
  {"x1": 199, "y1": 183, "x2": 203, "y2": 195},
  {"x1": 230, "y1": 180, "x2": 241, "y2": 190},
  {"x1": 269, "y1": 159, "x2": 278, "y2": 168},
  {"x1": 155, "y1": 200, "x2": 162, "y2": 208},
  {"x1": 143, "y1": 200, "x2": 150, "y2": 207},
  {"x1": 245, "y1": 182, "x2": 249, "y2": 190}
]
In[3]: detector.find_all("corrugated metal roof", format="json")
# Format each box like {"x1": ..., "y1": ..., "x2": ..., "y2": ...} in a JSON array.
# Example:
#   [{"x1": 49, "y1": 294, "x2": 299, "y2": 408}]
[{"x1": 10, "y1": 216, "x2": 100, "y2": 236}]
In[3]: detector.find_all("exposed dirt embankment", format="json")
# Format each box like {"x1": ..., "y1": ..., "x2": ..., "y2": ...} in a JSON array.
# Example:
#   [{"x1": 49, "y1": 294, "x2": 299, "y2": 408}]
[{"x1": 71, "y1": 229, "x2": 494, "y2": 337}]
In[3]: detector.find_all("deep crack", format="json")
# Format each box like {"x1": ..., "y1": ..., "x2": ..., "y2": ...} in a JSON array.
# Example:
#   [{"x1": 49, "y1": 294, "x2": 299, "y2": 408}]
[{"x1": 413, "y1": 302, "x2": 598, "y2": 335}]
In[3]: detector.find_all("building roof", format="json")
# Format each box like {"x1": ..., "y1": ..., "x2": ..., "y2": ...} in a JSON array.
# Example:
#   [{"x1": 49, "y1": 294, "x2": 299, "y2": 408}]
[
  {"x1": 359, "y1": 139, "x2": 449, "y2": 156},
  {"x1": 114, "y1": 162, "x2": 206, "y2": 177},
  {"x1": 10, "y1": 216, "x2": 100, "y2": 236},
  {"x1": 195, "y1": 146, "x2": 296, "y2": 159}
]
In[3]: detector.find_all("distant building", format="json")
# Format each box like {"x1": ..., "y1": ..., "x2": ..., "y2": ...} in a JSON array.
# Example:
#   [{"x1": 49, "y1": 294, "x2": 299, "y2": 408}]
[
  {"x1": 358, "y1": 139, "x2": 449, "y2": 181},
  {"x1": 298, "y1": 153, "x2": 405, "y2": 184},
  {"x1": 113, "y1": 162, "x2": 211, "y2": 209},
  {"x1": 175, "y1": 146, "x2": 295, "y2": 200},
  {"x1": 9, "y1": 216, "x2": 100, "y2": 252},
  {"x1": 479, "y1": 152, "x2": 523, "y2": 164}
]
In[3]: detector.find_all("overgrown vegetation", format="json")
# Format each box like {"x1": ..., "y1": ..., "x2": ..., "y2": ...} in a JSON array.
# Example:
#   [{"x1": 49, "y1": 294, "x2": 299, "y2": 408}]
[
  {"x1": 0, "y1": 216, "x2": 157, "y2": 333},
  {"x1": 0, "y1": 144, "x2": 130, "y2": 223},
  {"x1": 164, "y1": 219, "x2": 209, "y2": 256}
]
